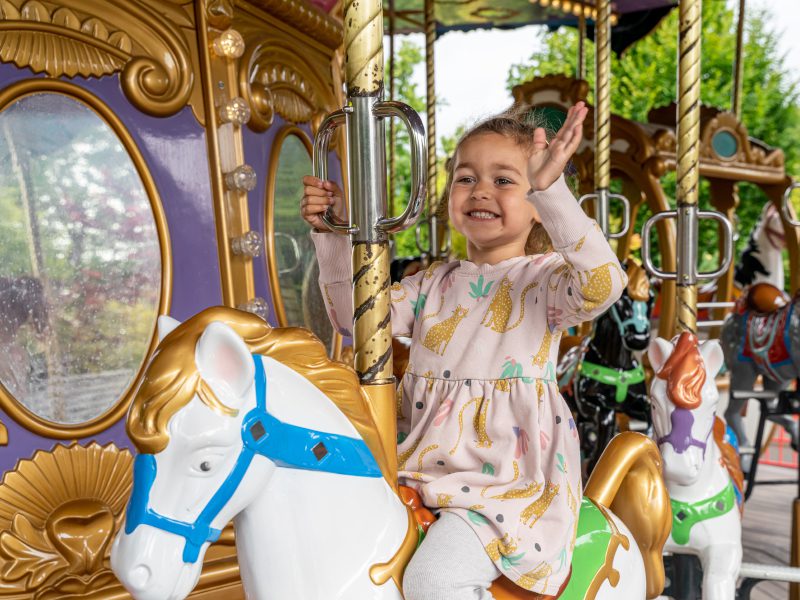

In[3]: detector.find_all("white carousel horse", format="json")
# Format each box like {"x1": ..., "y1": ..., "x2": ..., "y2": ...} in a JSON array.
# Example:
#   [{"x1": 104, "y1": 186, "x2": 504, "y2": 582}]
[
  {"x1": 734, "y1": 201, "x2": 785, "y2": 291},
  {"x1": 649, "y1": 332, "x2": 744, "y2": 600},
  {"x1": 112, "y1": 307, "x2": 671, "y2": 600}
]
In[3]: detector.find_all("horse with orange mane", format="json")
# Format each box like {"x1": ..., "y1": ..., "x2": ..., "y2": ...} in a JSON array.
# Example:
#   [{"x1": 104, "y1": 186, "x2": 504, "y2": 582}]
[{"x1": 649, "y1": 332, "x2": 743, "y2": 600}]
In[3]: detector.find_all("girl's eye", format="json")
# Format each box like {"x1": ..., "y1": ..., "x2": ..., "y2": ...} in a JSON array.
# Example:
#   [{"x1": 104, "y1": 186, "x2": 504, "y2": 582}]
[
  {"x1": 456, "y1": 176, "x2": 474, "y2": 184},
  {"x1": 496, "y1": 177, "x2": 514, "y2": 185}
]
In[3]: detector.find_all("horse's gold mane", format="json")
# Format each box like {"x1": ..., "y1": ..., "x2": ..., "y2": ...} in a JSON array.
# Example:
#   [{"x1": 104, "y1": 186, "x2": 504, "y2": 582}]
[
  {"x1": 625, "y1": 258, "x2": 650, "y2": 302},
  {"x1": 127, "y1": 307, "x2": 392, "y2": 481}
]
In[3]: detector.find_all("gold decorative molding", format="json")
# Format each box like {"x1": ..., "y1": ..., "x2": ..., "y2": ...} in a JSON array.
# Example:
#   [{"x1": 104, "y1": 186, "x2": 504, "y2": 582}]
[
  {"x1": 265, "y1": 125, "x2": 313, "y2": 325},
  {"x1": 240, "y1": 0, "x2": 343, "y2": 51},
  {"x1": 238, "y1": 33, "x2": 339, "y2": 129},
  {"x1": 0, "y1": 443, "x2": 132, "y2": 599},
  {"x1": 0, "y1": 79, "x2": 172, "y2": 439},
  {"x1": 0, "y1": 0, "x2": 199, "y2": 118}
]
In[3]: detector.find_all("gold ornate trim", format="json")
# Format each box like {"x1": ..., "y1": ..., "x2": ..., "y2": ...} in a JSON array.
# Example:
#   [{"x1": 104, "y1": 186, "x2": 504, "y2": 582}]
[
  {"x1": 265, "y1": 125, "x2": 312, "y2": 326},
  {"x1": 0, "y1": 79, "x2": 172, "y2": 439},
  {"x1": 240, "y1": 0, "x2": 343, "y2": 50},
  {"x1": 239, "y1": 37, "x2": 340, "y2": 129},
  {"x1": 0, "y1": 442, "x2": 133, "y2": 598},
  {"x1": 0, "y1": 0, "x2": 196, "y2": 117}
]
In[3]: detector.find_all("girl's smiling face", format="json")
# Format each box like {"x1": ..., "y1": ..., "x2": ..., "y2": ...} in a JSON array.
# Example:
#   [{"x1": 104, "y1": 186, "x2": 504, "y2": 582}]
[{"x1": 449, "y1": 132, "x2": 539, "y2": 265}]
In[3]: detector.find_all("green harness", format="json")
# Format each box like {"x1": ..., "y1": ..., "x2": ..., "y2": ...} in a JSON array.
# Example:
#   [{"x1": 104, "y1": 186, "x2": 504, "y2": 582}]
[
  {"x1": 579, "y1": 361, "x2": 645, "y2": 404},
  {"x1": 670, "y1": 482, "x2": 736, "y2": 546}
]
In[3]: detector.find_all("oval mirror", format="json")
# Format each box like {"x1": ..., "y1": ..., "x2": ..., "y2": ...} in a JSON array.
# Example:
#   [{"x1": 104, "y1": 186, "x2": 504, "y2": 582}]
[
  {"x1": 268, "y1": 130, "x2": 334, "y2": 351},
  {"x1": 0, "y1": 93, "x2": 162, "y2": 425}
]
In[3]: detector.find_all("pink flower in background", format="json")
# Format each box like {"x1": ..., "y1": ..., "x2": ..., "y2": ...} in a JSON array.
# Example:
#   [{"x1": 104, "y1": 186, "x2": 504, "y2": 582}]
[
  {"x1": 513, "y1": 426, "x2": 530, "y2": 458},
  {"x1": 433, "y1": 399, "x2": 454, "y2": 426}
]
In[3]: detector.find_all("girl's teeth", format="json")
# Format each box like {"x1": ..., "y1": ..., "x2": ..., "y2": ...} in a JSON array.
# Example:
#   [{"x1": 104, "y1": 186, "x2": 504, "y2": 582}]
[{"x1": 470, "y1": 211, "x2": 497, "y2": 220}]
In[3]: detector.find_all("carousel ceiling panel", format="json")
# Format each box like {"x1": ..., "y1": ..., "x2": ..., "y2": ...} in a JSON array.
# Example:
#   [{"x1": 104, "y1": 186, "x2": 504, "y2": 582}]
[{"x1": 384, "y1": 0, "x2": 677, "y2": 36}]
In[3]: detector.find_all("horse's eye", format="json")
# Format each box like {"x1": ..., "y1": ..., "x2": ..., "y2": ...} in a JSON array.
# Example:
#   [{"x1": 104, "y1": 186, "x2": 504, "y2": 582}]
[{"x1": 200, "y1": 461, "x2": 212, "y2": 472}]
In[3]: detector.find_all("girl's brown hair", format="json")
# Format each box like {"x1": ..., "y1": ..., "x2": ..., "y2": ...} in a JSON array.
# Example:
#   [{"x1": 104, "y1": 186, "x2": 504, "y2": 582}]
[{"x1": 448, "y1": 107, "x2": 557, "y2": 255}]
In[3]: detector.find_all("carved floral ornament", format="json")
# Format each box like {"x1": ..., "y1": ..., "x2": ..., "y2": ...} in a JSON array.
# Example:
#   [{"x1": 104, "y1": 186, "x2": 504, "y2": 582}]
[
  {"x1": 0, "y1": 443, "x2": 132, "y2": 599},
  {"x1": 0, "y1": 0, "x2": 195, "y2": 117},
  {"x1": 239, "y1": 38, "x2": 338, "y2": 130}
]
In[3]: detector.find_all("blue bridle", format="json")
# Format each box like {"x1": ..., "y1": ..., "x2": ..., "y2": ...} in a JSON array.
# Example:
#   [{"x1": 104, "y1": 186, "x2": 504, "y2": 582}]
[{"x1": 124, "y1": 354, "x2": 381, "y2": 563}]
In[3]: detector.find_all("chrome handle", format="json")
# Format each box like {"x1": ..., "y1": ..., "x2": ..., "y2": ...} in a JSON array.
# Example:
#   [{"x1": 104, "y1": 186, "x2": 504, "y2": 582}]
[
  {"x1": 697, "y1": 210, "x2": 734, "y2": 280},
  {"x1": 312, "y1": 109, "x2": 356, "y2": 235},
  {"x1": 641, "y1": 209, "x2": 734, "y2": 281},
  {"x1": 641, "y1": 210, "x2": 677, "y2": 280},
  {"x1": 782, "y1": 182, "x2": 800, "y2": 228},
  {"x1": 414, "y1": 217, "x2": 452, "y2": 257},
  {"x1": 578, "y1": 192, "x2": 631, "y2": 239},
  {"x1": 373, "y1": 100, "x2": 426, "y2": 234}
]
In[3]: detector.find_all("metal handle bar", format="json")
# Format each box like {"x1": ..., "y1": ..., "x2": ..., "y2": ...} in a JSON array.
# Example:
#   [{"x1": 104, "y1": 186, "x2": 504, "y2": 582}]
[
  {"x1": 578, "y1": 192, "x2": 631, "y2": 239},
  {"x1": 312, "y1": 109, "x2": 357, "y2": 235},
  {"x1": 641, "y1": 209, "x2": 734, "y2": 281},
  {"x1": 698, "y1": 210, "x2": 734, "y2": 279},
  {"x1": 373, "y1": 100, "x2": 426, "y2": 234},
  {"x1": 275, "y1": 232, "x2": 301, "y2": 275},
  {"x1": 781, "y1": 182, "x2": 800, "y2": 227}
]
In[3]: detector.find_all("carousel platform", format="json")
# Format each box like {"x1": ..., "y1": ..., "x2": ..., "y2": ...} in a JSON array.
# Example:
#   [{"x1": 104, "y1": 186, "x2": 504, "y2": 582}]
[{"x1": 742, "y1": 463, "x2": 798, "y2": 599}]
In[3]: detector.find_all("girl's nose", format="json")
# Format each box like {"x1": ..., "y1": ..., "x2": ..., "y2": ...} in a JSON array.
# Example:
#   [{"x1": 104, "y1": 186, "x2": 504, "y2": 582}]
[{"x1": 470, "y1": 184, "x2": 491, "y2": 201}]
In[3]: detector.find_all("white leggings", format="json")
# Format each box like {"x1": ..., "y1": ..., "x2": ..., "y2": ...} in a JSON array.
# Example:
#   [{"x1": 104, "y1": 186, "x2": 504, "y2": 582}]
[{"x1": 403, "y1": 512, "x2": 501, "y2": 600}]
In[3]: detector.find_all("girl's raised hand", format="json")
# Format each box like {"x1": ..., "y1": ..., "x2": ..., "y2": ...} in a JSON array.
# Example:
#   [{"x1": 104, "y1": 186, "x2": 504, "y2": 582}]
[
  {"x1": 301, "y1": 176, "x2": 343, "y2": 231},
  {"x1": 527, "y1": 101, "x2": 588, "y2": 192}
]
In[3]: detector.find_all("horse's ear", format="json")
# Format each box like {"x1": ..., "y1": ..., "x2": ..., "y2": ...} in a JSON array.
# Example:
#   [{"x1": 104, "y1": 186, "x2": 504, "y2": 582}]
[
  {"x1": 195, "y1": 321, "x2": 254, "y2": 406},
  {"x1": 157, "y1": 315, "x2": 181, "y2": 342},
  {"x1": 699, "y1": 339, "x2": 725, "y2": 378},
  {"x1": 647, "y1": 337, "x2": 673, "y2": 375}
]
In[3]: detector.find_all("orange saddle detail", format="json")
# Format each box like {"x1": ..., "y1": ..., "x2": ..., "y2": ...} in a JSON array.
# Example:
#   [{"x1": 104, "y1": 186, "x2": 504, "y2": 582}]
[
  {"x1": 736, "y1": 282, "x2": 790, "y2": 315},
  {"x1": 398, "y1": 486, "x2": 569, "y2": 599}
]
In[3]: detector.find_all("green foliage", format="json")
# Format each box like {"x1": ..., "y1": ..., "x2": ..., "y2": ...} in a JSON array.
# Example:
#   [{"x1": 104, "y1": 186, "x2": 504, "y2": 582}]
[
  {"x1": 387, "y1": 40, "x2": 465, "y2": 258},
  {"x1": 507, "y1": 3, "x2": 800, "y2": 271}
]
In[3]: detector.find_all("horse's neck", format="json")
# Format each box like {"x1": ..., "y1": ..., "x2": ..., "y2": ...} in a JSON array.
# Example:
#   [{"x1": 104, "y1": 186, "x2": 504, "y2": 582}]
[
  {"x1": 588, "y1": 317, "x2": 634, "y2": 369},
  {"x1": 235, "y1": 466, "x2": 406, "y2": 599},
  {"x1": 667, "y1": 441, "x2": 729, "y2": 502},
  {"x1": 260, "y1": 356, "x2": 359, "y2": 437},
  {"x1": 746, "y1": 214, "x2": 785, "y2": 287}
]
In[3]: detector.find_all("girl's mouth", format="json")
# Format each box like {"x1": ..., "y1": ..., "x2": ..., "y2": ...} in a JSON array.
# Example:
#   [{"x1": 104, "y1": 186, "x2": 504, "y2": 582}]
[{"x1": 467, "y1": 210, "x2": 500, "y2": 220}]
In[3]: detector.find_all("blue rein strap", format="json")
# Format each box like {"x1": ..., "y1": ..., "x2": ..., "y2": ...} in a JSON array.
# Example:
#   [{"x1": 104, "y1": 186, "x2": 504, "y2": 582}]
[{"x1": 125, "y1": 354, "x2": 381, "y2": 564}]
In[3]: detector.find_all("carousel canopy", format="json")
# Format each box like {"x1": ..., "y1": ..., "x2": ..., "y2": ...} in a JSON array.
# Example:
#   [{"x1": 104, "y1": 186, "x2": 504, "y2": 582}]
[{"x1": 310, "y1": 0, "x2": 677, "y2": 54}]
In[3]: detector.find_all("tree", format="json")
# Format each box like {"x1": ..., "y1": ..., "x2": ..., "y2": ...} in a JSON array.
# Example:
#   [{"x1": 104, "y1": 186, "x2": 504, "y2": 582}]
[{"x1": 507, "y1": 2, "x2": 800, "y2": 271}]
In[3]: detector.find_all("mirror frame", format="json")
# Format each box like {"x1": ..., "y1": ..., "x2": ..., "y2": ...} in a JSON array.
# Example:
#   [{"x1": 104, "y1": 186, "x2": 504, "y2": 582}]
[
  {"x1": 265, "y1": 125, "x2": 341, "y2": 357},
  {"x1": 0, "y1": 79, "x2": 172, "y2": 438}
]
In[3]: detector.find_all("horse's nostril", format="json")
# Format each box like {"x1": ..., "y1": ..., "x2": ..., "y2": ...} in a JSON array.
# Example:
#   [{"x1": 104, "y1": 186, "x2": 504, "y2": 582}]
[{"x1": 130, "y1": 564, "x2": 152, "y2": 590}]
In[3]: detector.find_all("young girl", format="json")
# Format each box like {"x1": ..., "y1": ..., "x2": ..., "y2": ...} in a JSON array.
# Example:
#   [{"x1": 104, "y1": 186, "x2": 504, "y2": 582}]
[{"x1": 301, "y1": 102, "x2": 626, "y2": 598}]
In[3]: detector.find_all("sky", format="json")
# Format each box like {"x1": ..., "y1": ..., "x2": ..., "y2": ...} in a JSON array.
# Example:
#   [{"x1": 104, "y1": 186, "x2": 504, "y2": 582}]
[{"x1": 398, "y1": 0, "x2": 800, "y2": 140}]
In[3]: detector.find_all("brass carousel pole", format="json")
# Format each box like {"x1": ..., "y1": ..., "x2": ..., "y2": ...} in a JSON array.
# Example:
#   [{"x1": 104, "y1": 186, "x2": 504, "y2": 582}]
[
  {"x1": 315, "y1": 0, "x2": 426, "y2": 487},
  {"x1": 674, "y1": 0, "x2": 703, "y2": 335},
  {"x1": 424, "y1": 0, "x2": 440, "y2": 260},
  {"x1": 732, "y1": 0, "x2": 745, "y2": 119},
  {"x1": 577, "y1": 12, "x2": 586, "y2": 81},
  {"x1": 388, "y1": 0, "x2": 396, "y2": 217},
  {"x1": 593, "y1": 0, "x2": 612, "y2": 236}
]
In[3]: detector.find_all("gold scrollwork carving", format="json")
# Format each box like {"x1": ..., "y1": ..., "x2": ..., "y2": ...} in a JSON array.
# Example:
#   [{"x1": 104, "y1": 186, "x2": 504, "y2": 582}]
[
  {"x1": 239, "y1": 38, "x2": 338, "y2": 129},
  {"x1": 0, "y1": 0, "x2": 197, "y2": 117},
  {"x1": 0, "y1": 442, "x2": 132, "y2": 598}
]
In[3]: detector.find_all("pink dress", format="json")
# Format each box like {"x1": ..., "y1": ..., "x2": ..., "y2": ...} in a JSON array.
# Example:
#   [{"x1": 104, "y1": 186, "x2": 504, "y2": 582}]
[{"x1": 312, "y1": 176, "x2": 627, "y2": 594}]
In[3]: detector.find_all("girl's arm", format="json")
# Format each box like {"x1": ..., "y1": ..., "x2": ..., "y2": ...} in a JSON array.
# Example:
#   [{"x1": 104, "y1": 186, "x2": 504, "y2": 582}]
[
  {"x1": 312, "y1": 232, "x2": 422, "y2": 337},
  {"x1": 529, "y1": 176, "x2": 627, "y2": 331}
]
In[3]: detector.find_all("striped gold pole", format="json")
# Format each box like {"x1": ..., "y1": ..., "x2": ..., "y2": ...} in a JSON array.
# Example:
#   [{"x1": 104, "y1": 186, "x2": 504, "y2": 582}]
[
  {"x1": 674, "y1": 0, "x2": 702, "y2": 335},
  {"x1": 594, "y1": 0, "x2": 612, "y2": 235},
  {"x1": 732, "y1": 0, "x2": 745, "y2": 119},
  {"x1": 342, "y1": 0, "x2": 397, "y2": 479},
  {"x1": 577, "y1": 13, "x2": 586, "y2": 81},
  {"x1": 388, "y1": 0, "x2": 396, "y2": 217},
  {"x1": 424, "y1": 0, "x2": 441, "y2": 260}
]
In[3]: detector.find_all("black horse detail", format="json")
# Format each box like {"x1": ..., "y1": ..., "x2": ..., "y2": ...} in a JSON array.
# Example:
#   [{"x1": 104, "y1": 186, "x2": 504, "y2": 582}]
[{"x1": 558, "y1": 259, "x2": 653, "y2": 474}]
